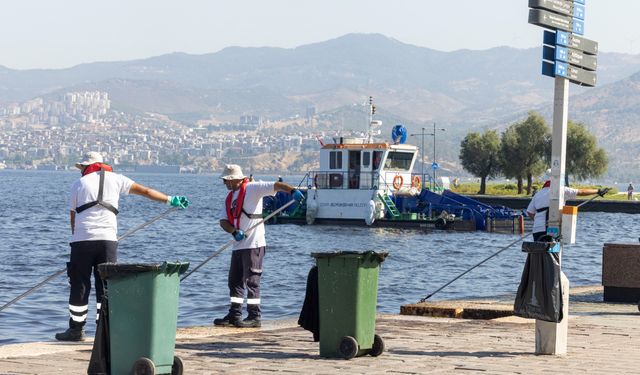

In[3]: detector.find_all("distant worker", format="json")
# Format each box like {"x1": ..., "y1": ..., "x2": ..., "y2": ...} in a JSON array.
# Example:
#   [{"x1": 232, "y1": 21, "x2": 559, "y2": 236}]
[
  {"x1": 55, "y1": 152, "x2": 189, "y2": 341},
  {"x1": 249, "y1": 174, "x2": 255, "y2": 182},
  {"x1": 628, "y1": 183, "x2": 634, "y2": 200},
  {"x1": 526, "y1": 172, "x2": 606, "y2": 241},
  {"x1": 214, "y1": 164, "x2": 304, "y2": 328}
]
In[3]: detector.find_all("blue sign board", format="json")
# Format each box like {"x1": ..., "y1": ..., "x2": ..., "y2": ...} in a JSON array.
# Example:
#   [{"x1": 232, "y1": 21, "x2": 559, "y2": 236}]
[
  {"x1": 543, "y1": 45, "x2": 597, "y2": 71},
  {"x1": 528, "y1": 8, "x2": 584, "y2": 35},
  {"x1": 573, "y1": 3, "x2": 585, "y2": 20},
  {"x1": 542, "y1": 60, "x2": 596, "y2": 86},
  {"x1": 431, "y1": 162, "x2": 439, "y2": 170},
  {"x1": 544, "y1": 30, "x2": 598, "y2": 55}
]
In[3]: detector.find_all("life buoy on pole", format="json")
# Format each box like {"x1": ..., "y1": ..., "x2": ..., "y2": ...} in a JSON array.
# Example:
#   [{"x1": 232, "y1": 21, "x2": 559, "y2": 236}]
[
  {"x1": 392, "y1": 175, "x2": 403, "y2": 190},
  {"x1": 412, "y1": 175, "x2": 421, "y2": 189}
]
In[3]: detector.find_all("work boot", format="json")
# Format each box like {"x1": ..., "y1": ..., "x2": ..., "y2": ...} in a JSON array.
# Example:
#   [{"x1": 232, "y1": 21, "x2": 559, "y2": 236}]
[
  {"x1": 213, "y1": 314, "x2": 241, "y2": 327},
  {"x1": 55, "y1": 327, "x2": 85, "y2": 342},
  {"x1": 234, "y1": 316, "x2": 261, "y2": 328}
]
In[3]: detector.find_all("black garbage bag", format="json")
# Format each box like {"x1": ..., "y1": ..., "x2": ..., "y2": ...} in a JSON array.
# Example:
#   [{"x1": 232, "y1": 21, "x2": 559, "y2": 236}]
[
  {"x1": 87, "y1": 296, "x2": 110, "y2": 375},
  {"x1": 513, "y1": 241, "x2": 563, "y2": 323},
  {"x1": 298, "y1": 266, "x2": 319, "y2": 341}
]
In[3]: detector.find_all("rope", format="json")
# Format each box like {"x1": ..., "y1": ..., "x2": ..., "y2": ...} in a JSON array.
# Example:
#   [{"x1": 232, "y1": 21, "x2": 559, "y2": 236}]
[{"x1": 0, "y1": 207, "x2": 179, "y2": 313}]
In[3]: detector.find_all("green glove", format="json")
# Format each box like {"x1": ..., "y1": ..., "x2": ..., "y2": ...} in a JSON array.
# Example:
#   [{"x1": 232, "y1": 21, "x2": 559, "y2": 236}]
[{"x1": 167, "y1": 195, "x2": 189, "y2": 208}]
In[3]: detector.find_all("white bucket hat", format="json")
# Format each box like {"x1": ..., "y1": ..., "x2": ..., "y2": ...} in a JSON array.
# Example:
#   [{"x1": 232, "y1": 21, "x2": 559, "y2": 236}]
[
  {"x1": 220, "y1": 164, "x2": 246, "y2": 180},
  {"x1": 75, "y1": 151, "x2": 103, "y2": 169}
]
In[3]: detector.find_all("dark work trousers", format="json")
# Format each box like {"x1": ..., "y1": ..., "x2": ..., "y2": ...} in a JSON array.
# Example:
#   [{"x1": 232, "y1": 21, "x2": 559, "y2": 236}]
[
  {"x1": 227, "y1": 246, "x2": 266, "y2": 319},
  {"x1": 67, "y1": 240, "x2": 118, "y2": 329}
]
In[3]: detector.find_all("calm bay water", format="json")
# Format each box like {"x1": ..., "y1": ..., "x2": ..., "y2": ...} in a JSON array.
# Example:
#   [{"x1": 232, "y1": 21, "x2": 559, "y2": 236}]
[{"x1": 1, "y1": 170, "x2": 638, "y2": 344}]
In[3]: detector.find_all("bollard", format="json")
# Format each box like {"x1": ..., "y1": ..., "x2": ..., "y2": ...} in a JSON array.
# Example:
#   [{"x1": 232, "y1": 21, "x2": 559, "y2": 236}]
[{"x1": 561, "y1": 206, "x2": 578, "y2": 244}]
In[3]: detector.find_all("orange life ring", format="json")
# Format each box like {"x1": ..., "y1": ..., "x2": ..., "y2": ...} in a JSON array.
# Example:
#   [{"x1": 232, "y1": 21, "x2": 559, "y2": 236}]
[
  {"x1": 392, "y1": 175, "x2": 403, "y2": 190},
  {"x1": 412, "y1": 175, "x2": 421, "y2": 188}
]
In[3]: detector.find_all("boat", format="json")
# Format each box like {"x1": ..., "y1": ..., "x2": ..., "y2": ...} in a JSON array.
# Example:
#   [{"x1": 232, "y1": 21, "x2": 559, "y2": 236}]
[{"x1": 264, "y1": 98, "x2": 524, "y2": 232}]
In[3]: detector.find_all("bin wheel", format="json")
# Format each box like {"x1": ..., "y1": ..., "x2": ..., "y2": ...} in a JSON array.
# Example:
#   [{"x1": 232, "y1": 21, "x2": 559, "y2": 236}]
[
  {"x1": 172, "y1": 356, "x2": 184, "y2": 375},
  {"x1": 369, "y1": 334, "x2": 385, "y2": 357},
  {"x1": 132, "y1": 357, "x2": 155, "y2": 375},
  {"x1": 338, "y1": 336, "x2": 359, "y2": 360}
]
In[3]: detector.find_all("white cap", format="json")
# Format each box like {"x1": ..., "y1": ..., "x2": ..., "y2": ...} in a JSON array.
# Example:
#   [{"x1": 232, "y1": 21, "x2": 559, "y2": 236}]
[
  {"x1": 75, "y1": 151, "x2": 103, "y2": 169},
  {"x1": 219, "y1": 164, "x2": 245, "y2": 180}
]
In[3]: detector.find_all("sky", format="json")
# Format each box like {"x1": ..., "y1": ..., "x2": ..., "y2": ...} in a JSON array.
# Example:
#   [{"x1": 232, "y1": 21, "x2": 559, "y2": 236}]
[{"x1": 2, "y1": 0, "x2": 639, "y2": 70}]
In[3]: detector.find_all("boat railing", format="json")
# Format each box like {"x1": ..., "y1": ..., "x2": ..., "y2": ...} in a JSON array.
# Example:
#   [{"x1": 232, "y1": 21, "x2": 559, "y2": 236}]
[{"x1": 307, "y1": 171, "x2": 382, "y2": 190}]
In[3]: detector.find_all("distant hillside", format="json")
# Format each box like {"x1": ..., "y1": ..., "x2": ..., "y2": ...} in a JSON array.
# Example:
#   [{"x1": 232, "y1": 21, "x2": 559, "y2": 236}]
[{"x1": 2, "y1": 33, "x2": 640, "y2": 179}]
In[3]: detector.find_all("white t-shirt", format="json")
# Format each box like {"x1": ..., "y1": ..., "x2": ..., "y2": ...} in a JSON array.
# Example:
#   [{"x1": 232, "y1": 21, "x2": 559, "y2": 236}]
[
  {"x1": 222, "y1": 181, "x2": 276, "y2": 251},
  {"x1": 69, "y1": 171, "x2": 134, "y2": 242},
  {"x1": 526, "y1": 186, "x2": 578, "y2": 234}
]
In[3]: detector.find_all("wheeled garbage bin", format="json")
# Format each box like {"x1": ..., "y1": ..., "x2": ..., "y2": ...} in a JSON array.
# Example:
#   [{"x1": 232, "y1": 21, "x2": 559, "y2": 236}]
[
  {"x1": 98, "y1": 262, "x2": 189, "y2": 375},
  {"x1": 311, "y1": 251, "x2": 387, "y2": 359}
]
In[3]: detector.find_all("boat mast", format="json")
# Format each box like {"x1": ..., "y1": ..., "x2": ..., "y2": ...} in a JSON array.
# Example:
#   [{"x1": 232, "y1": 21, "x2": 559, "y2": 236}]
[{"x1": 366, "y1": 96, "x2": 375, "y2": 144}]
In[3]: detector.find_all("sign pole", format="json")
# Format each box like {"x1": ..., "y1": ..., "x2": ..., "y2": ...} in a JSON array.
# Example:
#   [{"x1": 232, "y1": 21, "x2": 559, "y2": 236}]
[{"x1": 536, "y1": 75, "x2": 570, "y2": 355}]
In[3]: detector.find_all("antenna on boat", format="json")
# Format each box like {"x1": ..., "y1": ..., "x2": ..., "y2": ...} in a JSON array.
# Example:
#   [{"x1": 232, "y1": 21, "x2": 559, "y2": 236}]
[{"x1": 366, "y1": 96, "x2": 382, "y2": 144}]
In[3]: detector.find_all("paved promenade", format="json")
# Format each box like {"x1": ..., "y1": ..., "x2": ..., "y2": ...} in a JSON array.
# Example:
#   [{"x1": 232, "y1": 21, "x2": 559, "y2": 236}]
[{"x1": 1, "y1": 288, "x2": 638, "y2": 374}]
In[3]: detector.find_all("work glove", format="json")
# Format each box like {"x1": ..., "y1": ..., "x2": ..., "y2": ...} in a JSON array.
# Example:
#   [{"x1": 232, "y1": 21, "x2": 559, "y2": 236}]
[
  {"x1": 232, "y1": 230, "x2": 245, "y2": 241},
  {"x1": 597, "y1": 187, "x2": 610, "y2": 197},
  {"x1": 167, "y1": 195, "x2": 189, "y2": 208},
  {"x1": 291, "y1": 189, "x2": 305, "y2": 203}
]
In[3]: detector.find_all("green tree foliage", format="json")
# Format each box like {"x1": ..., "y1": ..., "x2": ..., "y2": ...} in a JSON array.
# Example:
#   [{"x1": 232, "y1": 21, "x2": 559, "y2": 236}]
[
  {"x1": 564, "y1": 121, "x2": 608, "y2": 185},
  {"x1": 502, "y1": 112, "x2": 549, "y2": 194},
  {"x1": 499, "y1": 126, "x2": 525, "y2": 194},
  {"x1": 459, "y1": 130, "x2": 501, "y2": 194}
]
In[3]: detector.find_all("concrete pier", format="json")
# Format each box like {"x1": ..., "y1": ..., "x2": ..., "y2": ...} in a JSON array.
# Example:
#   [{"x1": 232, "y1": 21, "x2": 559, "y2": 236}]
[{"x1": 1, "y1": 287, "x2": 638, "y2": 374}]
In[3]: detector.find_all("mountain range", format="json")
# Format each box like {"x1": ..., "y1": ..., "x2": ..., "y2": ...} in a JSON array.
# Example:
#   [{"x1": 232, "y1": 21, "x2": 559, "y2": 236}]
[{"x1": 1, "y1": 33, "x2": 639, "y2": 180}]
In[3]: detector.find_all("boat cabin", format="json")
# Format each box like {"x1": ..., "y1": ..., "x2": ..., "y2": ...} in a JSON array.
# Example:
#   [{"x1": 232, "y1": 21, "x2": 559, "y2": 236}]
[{"x1": 313, "y1": 137, "x2": 418, "y2": 192}]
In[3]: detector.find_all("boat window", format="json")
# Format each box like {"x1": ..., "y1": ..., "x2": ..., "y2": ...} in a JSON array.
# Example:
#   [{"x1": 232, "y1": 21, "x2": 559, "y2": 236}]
[
  {"x1": 362, "y1": 152, "x2": 371, "y2": 168},
  {"x1": 329, "y1": 151, "x2": 343, "y2": 169},
  {"x1": 372, "y1": 151, "x2": 383, "y2": 170},
  {"x1": 384, "y1": 151, "x2": 413, "y2": 171}
]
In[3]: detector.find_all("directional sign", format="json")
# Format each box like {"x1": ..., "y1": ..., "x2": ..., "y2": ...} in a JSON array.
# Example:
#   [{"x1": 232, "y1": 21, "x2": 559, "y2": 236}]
[
  {"x1": 543, "y1": 30, "x2": 598, "y2": 55},
  {"x1": 542, "y1": 45, "x2": 597, "y2": 71},
  {"x1": 529, "y1": 8, "x2": 584, "y2": 35},
  {"x1": 542, "y1": 60, "x2": 597, "y2": 87},
  {"x1": 528, "y1": 0, "x2": 584, "y2": 20}
]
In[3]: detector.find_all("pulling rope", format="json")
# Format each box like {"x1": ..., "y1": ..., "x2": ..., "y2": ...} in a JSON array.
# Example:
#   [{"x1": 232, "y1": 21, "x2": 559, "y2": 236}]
[
  {"x1": 419, "y1": 189, "x2": 610, "y2": 302},
  {"x1": 181, "y1": 199, "x2": 296, "y2": 281},
  {"x1": 0, "y1": 207, "x2": 179, "y2": 313}
]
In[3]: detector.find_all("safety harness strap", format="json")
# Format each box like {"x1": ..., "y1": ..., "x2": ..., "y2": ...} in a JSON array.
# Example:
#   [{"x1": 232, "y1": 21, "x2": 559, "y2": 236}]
[
  {"x1": 536, "y1": 206, "x2": 550, "y2": 230},
  {"x1": 75, "y1": 170, "x2": 119, "y2": 215},
  {"x1": 242, "y1": 208, "x2": 262, "y2": 219}
]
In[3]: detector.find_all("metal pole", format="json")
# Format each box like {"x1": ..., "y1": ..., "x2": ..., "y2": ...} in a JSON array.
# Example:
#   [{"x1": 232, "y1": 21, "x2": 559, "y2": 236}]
[
  {"x1": 421, "y1": 127, "x2": 425, "y2": 188},
  {"x1": 432, "y1": 122, "x2": 437, "y2": 190},
  {"x1": 536, "y1": 75, "x2": 570, "y2": 355}
]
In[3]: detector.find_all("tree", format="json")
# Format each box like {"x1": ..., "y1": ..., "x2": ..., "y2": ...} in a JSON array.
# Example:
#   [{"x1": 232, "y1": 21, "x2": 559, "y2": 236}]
[
  {"x1": 508, "y1": 112, "x2": 549, "y2": 194},
  {"x1": 459, "y1": 130, "x2": 501, "y2": 194},
  {"x1": 499, "y1": 126, "x2": 526, "y2": 194},
  {"x1": 564, "y1": 121, "x2": 608, "y2": 185}
]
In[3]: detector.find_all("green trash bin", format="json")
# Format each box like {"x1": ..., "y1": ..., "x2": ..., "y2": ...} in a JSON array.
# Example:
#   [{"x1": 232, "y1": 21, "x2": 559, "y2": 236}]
[
  {"x1": 98, "y1": 262, "x2": 189, "y2": 375},
  {"x1": 311, "y1": 251, "x2": 388, "y2": 359}
]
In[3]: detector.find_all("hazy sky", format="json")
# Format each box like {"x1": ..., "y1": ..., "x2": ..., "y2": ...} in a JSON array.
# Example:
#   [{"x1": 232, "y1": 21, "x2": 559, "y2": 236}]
[{"x1": 2, "y1": 0, "x2": 639, "y2": 69}]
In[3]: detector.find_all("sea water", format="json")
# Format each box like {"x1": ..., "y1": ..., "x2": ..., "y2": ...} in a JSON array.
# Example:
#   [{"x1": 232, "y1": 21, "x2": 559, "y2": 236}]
[{"x1": 1, "y1": 170, "x2": 638, "y2": 344}]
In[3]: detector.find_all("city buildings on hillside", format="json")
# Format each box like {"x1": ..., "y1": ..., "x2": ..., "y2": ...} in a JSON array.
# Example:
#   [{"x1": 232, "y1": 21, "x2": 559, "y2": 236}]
[{"x1": 0, "y1": 91, "x2": 345, "y2": 172}]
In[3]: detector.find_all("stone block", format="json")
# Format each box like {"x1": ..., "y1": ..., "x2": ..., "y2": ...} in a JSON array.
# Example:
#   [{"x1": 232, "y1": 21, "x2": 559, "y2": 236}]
[{"x1": 602, "y1": 243, "x2": 640, "y2": 302}]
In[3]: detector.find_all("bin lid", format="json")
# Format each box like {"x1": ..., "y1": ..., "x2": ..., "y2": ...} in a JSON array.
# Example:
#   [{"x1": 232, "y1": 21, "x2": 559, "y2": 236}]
[
  {"x1": 310, "y1": 250, "x2": 388, "y2": 262},
  {"x1": 98, "y1": 261, "x2": 190, "y2": 279}
]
